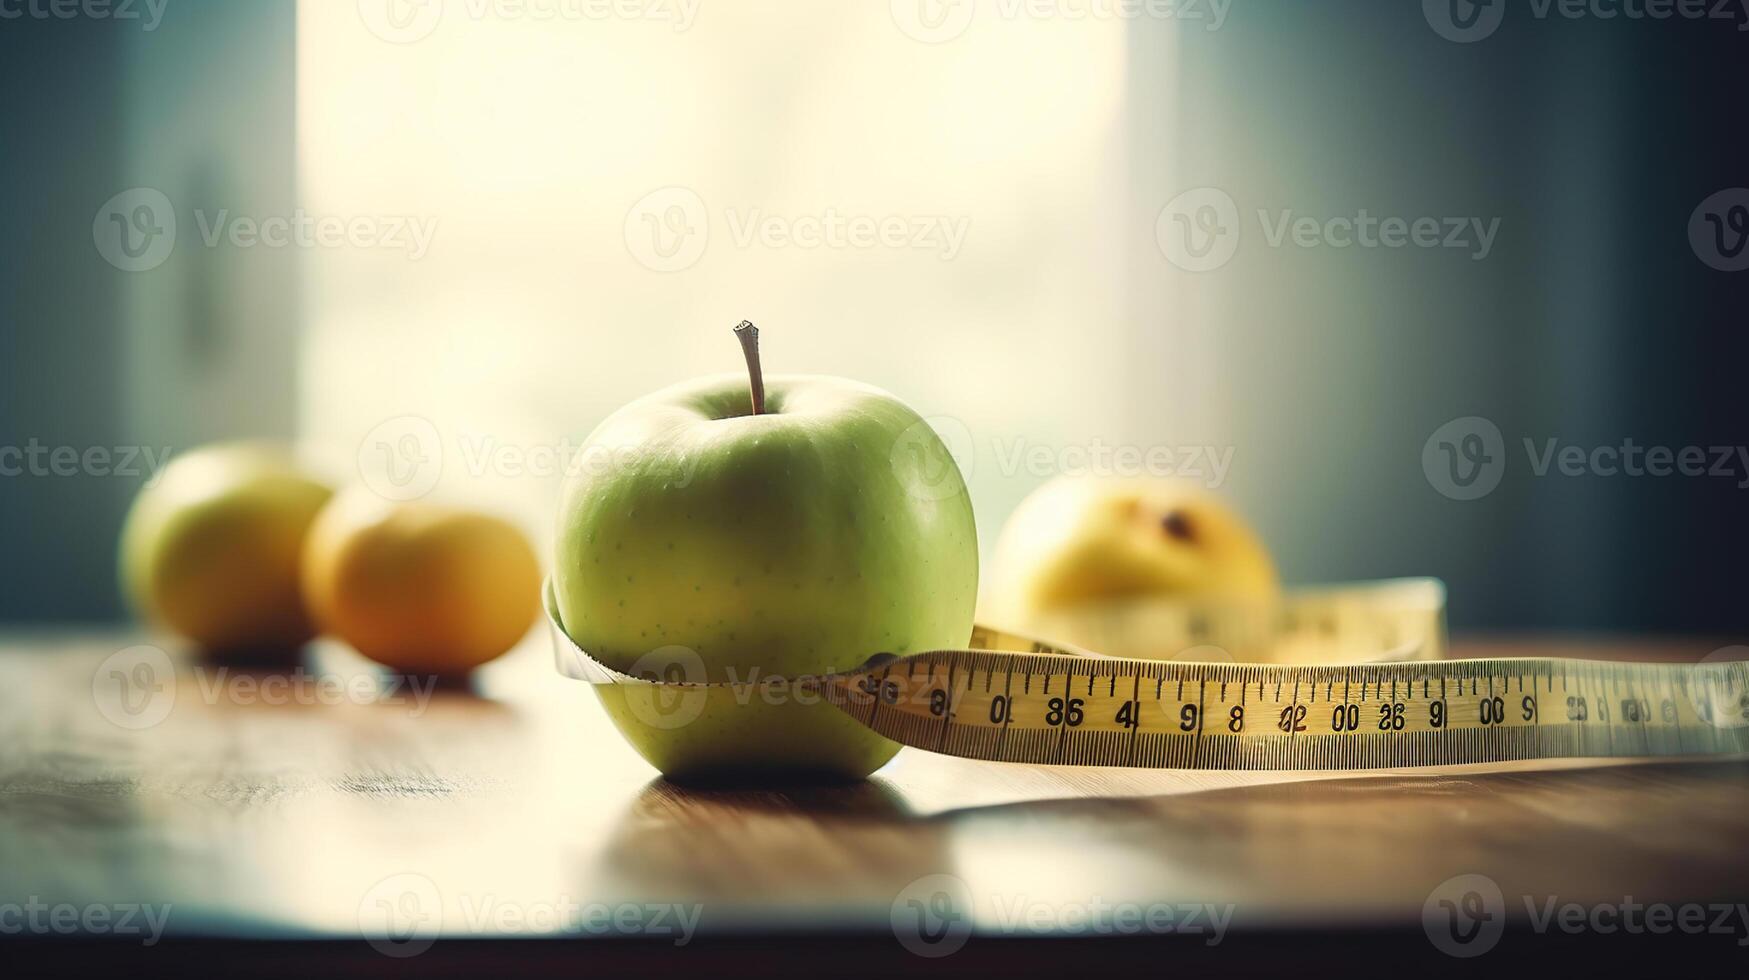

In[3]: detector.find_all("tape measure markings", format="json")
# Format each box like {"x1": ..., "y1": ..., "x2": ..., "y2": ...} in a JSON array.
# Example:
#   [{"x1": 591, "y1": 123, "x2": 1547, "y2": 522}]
[
  {"x1": 545, "y1": 578, "x2": 1749, "y2": 771},
  {"x1": 831, "y1": 652, "x2": 1749, "y2": 771}
]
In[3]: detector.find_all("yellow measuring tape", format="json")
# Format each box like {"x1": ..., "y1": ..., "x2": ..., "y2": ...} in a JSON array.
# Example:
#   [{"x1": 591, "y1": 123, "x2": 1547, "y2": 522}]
[{"x1": 547, "y1": 579, "x2": 1749, "y2": 770}]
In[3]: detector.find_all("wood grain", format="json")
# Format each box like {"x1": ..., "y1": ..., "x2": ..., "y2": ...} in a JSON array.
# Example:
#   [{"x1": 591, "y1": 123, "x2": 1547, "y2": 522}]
[{"x1": 1, "y1": 631, "x2": 1746, "y2": 959}]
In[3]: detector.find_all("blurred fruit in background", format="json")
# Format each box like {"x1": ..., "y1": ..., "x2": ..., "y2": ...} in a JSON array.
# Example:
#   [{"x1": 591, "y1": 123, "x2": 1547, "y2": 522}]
[
  {"x1": 985, "y1": 476, "x2": 1278, "y2": 652},
  {"x1": 302, "y1": 489, "x2": 541, "y2": 676},
  {"x1": 119, "y1": 443, "x2": 334, "y2": 653}
]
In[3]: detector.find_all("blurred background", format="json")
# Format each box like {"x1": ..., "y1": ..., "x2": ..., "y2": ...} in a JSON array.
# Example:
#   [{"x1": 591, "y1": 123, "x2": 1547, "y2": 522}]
[{"x1": 2, "y1": 0, "x2": 1746, "y2": 635}]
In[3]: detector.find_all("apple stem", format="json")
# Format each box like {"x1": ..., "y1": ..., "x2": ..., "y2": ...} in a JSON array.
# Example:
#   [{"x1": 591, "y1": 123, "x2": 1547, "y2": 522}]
[{"x1": 733, "y1": 320, "x2": 766, "y2": 415}]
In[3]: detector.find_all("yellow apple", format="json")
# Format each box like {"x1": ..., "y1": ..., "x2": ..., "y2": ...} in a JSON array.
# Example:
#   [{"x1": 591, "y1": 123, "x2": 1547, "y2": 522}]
[
  {"x1": 985, "y1": 476, "x2": 1278, "y2": 648},
  {"x1": 120, "y1": 443, "x2": 333, "y2": 652},
  {"x1": 302, "y1": 490, "x2": 541, "y2": 675}
]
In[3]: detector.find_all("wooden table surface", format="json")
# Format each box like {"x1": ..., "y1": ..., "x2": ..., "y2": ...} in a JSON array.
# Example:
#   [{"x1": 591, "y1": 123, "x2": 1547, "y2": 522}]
[{"x1": 3, "y1": 630, "x2": 1746, "y2": 974}]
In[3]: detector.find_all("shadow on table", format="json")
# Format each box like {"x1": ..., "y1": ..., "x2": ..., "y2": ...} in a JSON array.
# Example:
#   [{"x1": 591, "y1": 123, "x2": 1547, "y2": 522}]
[
  {"x1": 593, "y1": 758, "x2": 1749, "y2": 925},
  {"x1": 591, "y1": 775, "x2": 944, "y2": 908}
]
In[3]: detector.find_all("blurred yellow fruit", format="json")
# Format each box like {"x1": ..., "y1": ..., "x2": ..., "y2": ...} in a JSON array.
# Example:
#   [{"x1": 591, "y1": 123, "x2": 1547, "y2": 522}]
[
  {"x1": 986, "y1": 475, "x2": 1278, "y2": 637},
  {"x1": 120, "y1": 443, "x2": 333, "y2": 652},
  {"x1": 302, "y1": 490, "x2": 542, "y2": 675}
]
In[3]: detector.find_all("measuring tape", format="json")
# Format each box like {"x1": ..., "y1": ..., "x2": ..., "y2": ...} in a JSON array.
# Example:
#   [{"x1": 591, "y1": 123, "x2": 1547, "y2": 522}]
[{"x1": 546, "y1": 579, "x2": 1749, "y2": 771}]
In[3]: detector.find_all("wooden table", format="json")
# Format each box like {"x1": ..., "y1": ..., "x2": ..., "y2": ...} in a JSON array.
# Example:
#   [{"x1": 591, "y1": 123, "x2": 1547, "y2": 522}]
[{"x1": 3, "y1": 631, "x2": 1746, "y2": 975}]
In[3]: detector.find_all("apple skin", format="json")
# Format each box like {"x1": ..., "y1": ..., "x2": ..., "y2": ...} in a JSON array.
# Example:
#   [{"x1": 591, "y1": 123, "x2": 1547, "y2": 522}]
[
  {"x1": 302, "y1": 490, "x2": 542, "y2": 675},
  {"x1": 120, "y1": 443, "x2": 333, "y2": 653},
  {"x1": 985, "y1": 475, "x2": 1277, "y2": 648},
  {"x1": 553, "y1": 372, "x2": 978, "y2": 780}
]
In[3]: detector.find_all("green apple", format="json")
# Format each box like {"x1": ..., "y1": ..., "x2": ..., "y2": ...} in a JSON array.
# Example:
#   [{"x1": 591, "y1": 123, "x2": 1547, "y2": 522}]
[{"x1": 552, "y1": 323, "x2": 978, "y2": 780}]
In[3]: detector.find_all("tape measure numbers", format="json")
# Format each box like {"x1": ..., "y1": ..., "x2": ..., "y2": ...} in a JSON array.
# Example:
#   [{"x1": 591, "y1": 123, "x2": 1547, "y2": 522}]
[
  {"x1": 547, "y1": 579, "x2": 1749, "y2": 771},
  {"x1": 838, "y1": 646, "x2": 1749, "y2": 771}
]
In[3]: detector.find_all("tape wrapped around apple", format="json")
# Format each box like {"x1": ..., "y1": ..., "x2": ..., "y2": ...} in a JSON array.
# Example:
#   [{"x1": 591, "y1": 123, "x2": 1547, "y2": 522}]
[{"x1": 551, "y1": 323, "x2": 978, "y2": 780}]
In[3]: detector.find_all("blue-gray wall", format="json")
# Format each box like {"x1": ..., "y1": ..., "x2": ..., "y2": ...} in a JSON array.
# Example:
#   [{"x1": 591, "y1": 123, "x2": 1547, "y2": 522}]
[
  {"x1": 1132, "y1": 1, "x2": 1748, "y2": 633},
  {"x1": 0, "y1": 0, "x2": 298, "y2": 622}
]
